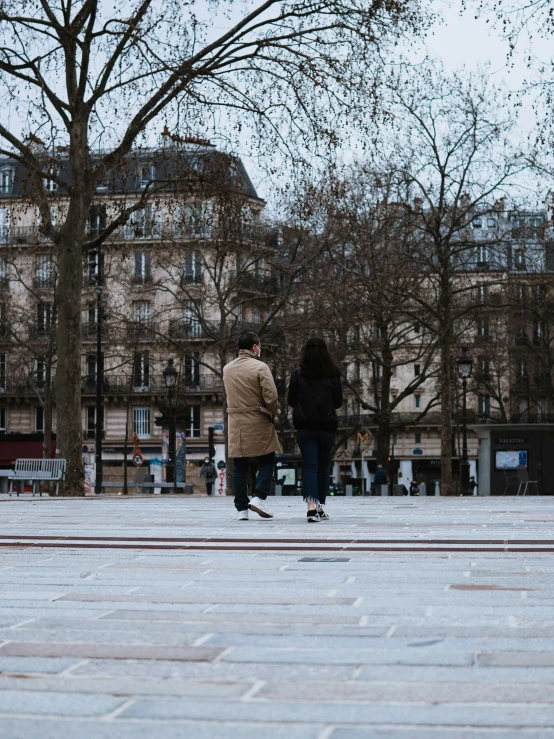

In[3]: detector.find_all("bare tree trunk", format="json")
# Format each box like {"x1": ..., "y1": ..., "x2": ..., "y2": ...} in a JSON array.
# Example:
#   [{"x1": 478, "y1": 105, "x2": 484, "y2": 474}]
[
  {"x1": 55, "y1": 125, "x2": 90, "y2": 495},
  {"x1": 43, "y1": 363, "x2": 53, "y2": 460},
  {"x1": 123, "y1": 402, "x2": 129, "y2": 495},
  {"x1": 440, "y1": 329, "x2": 453, "y2": 497}
]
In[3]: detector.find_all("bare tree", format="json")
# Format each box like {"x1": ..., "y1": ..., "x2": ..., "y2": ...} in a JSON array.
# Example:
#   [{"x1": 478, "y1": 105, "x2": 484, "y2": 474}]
[
  {"x1": 0, "y1": 0, "x2": 427, "y2": 493},
  {"x1": 365, "y1": 65, "x2": 524, "y2": 494}
]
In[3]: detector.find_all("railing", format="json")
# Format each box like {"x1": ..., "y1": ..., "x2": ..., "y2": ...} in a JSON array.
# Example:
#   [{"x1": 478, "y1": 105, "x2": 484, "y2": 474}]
[
  {"x1": 0, "y1": 223, "x2": 267, "y2": 245},
  {"x1": 81, "y1": 372, "x2": 222, "y2": 394},
  {"x1": 33, "y1": 276, "x2": 56, "y2": 289}
]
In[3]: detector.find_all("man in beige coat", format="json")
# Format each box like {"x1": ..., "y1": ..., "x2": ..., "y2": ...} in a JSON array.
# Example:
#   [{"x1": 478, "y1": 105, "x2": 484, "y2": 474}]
[{"x1": 223, "y1": 331, "x2": 281, "y2": 519}]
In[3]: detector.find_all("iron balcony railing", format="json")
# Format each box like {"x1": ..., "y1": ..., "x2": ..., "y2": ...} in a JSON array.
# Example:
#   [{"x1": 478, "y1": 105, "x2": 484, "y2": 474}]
[
  {"x1": 0, "y1": 223, "x2": 267, "y2": 245},
  {"x1": 81, "y1": 372, "x2": 222, "y2": 394}
]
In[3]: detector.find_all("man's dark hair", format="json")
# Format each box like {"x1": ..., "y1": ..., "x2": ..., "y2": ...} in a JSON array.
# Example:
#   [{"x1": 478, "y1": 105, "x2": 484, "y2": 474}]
[
  {"x1": 238, "y1": 331, "x2": 260, "y2": 350},
  {"x1": 300, "y1": 337, "x2": 341, "y2": 378}
]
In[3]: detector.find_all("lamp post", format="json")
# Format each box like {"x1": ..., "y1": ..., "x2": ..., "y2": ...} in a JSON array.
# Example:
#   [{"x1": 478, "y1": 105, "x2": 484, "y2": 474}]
[
  {"x1": 94, "y1": 274, "x2": 105, "y2": 494},
  {"x1": 456, "y1": 347, "x2": 473, "y2": 496},
  {"x1": 163, "y1": 359, "x2": 178, "y2": 493}
]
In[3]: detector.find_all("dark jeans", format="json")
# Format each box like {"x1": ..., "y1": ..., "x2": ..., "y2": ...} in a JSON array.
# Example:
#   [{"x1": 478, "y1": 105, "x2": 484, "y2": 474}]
[
  {"x1": 297, "y1": 429, "x2": 335, "y2": 506},
  {"x1": 233, "y1": 452, "x2": 275, "y2": 511},
  {"x1": 206, "y1": 482, "x2": 213, "y2": 496}
]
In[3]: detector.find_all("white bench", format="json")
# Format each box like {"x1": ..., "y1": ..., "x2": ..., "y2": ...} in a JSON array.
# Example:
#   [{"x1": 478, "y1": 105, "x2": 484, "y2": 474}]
[{"x1": 8, "y1": 459, "x2": 67, "y2": 497}]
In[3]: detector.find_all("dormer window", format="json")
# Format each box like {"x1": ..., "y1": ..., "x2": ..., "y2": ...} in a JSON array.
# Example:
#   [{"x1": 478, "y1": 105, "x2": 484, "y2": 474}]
[
  {"x1": 0, "y1": 167, "x2": 14, "y2": 195},
  {"x1": 473, "y1": 219, "x2": 482, "y2": 229},
  {"x1": 44, "y1": 170, "x2": 59, "y2": 192},
  {"x1": 139, "y1": 164, "x2": 154, "y2": 189}
]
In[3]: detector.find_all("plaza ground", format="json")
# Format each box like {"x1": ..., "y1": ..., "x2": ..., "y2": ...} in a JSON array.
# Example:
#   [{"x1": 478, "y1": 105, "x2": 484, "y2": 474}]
[{"x1": 0, "y1": 495, "x2": 554, "y2": 737}]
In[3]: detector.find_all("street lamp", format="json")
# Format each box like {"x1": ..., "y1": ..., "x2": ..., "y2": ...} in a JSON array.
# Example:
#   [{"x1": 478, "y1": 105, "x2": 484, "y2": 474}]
[
  {"x1": 456, "y1": 347, "x2": 473, "y2": 496},
  {"x1": 163, "y1": 359, "x2": 178, "y2": 493},
  {"x1": 94, "y1": 276, "x2": 104, "y2": 494}
]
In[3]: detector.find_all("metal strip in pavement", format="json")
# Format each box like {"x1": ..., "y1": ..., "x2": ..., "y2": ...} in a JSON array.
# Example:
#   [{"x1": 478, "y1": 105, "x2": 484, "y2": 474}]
[
  {"x1": 2, "y1": 535, "x2": 554, "y2": 545},
  {"x1": 0, "y1": 540, "x2": 554, "y2": 552}
]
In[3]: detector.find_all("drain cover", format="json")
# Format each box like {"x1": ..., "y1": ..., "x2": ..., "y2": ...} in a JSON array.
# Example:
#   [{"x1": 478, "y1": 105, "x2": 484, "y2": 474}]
[{"x1": 298, "y1": 557, "x2": 351, "y2": 562}]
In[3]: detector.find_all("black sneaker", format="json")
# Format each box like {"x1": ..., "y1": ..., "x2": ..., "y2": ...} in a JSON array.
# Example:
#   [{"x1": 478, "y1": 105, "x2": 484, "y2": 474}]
[
  {"x1": 317, "y1": 507, "x2": 330, "y2": 520},
  {"x1": 307, "y1": 507, "x2": 319, "y2": 522}
]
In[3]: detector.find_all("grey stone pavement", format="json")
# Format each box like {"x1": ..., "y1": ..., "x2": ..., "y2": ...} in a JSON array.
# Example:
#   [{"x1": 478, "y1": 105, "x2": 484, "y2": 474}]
[{"x1": 0, "y1": 496, "x2": 554, "y2": 738}]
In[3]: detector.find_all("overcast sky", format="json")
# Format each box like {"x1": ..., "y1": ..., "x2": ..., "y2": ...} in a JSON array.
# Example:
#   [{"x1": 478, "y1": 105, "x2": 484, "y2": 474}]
[{"x1": 252, "y1": 0, "x2": 551, "y2": 203}]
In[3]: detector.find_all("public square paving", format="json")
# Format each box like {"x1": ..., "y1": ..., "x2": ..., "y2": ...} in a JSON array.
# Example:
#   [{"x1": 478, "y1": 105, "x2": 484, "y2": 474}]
[{"x1": 0, "y1": 497, "x2": 554, "y2": 738}]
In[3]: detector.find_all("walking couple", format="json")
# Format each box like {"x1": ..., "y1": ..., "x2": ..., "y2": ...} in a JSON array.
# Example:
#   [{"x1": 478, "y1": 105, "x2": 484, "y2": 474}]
[{"x1": 223, "y1": 331, "x2": 343, "y2": 522}]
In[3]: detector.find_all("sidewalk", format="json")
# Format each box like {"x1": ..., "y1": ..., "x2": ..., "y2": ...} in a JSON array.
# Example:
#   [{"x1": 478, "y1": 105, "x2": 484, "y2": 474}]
[{"x1": 0, "y1": 496, "x2": 553, "y2": 738}]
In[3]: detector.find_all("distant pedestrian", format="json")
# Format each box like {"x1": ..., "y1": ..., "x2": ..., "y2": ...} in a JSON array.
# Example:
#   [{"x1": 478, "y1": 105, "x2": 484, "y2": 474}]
[
  {"x1": 198, "y1": 457, "x2": 217, "y2": 496},
  {"x1": 373, "y1": 465, "x2": 387, "y2": 495},
  {"x1": 469, "y1": 476, "x2": 477, "y2": 496},
  {"x1": 287, "y1": 338, "x2": 343, "y2": 522},
  {"x1": 223, "y1": 331, "x2": 281, "y2": 520},
  {"x1": 409, "y1": 479, "x2": 420, "y2": 496}
]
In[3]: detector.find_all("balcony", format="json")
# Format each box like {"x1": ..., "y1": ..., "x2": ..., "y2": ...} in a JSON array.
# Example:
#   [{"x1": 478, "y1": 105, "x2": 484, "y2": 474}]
[
  {"x1": 33, "y1": 276, "x2": 56, "y2": 289},
  {"x1": 0, "y1": 223, "x2": 267, "y2": 246},
  {"x1": 81, "y1": 372, "x2": 222, "y2": 395}
]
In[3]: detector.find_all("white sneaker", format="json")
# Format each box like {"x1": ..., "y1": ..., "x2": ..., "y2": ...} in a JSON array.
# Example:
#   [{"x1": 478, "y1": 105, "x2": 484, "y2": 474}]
[
  {"x1": 235, "y1": 510, "x2": 249, "y2": 520},
  {"x1": 248, "y1": 497, "x2": 274, "y2": 518}
]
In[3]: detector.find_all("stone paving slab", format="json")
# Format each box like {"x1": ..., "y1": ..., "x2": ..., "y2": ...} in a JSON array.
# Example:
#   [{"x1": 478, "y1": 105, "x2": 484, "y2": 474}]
[{"x1": 1, "y1": 496, "x2": 554, "y2": 737}]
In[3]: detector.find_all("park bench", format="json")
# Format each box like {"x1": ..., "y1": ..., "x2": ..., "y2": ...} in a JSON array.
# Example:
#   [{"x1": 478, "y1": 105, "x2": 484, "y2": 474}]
[{"x1": 8, "y1": 459, "x2": 67, "y2": 497}]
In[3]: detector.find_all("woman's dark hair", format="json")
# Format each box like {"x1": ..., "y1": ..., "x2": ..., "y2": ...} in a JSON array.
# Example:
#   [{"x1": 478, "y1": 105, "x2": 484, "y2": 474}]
[{"x1": 299, "y1": 338, "x2": 341, "y2": 378}]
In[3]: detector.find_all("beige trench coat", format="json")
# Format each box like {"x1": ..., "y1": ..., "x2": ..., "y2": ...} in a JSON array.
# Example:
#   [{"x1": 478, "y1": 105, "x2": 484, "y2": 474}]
[{"x1": 223, "y1": 350, "x2": 282, "y2": 458}]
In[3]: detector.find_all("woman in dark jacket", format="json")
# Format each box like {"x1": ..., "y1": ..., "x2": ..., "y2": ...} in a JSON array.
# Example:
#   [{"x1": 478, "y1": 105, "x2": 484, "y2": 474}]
[{"x1": 287, "y1": 338, "x2": 343, "y2": 522}]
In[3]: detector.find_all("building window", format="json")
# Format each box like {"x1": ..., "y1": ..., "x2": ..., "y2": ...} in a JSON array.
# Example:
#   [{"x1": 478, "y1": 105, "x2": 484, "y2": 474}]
[
  {"x1": 43, "y1": 172, "x2": 58, "y2": 192},
  {"x1": 133, "y1": 300, "x2": 151, "y2": 323},
  {"x1": 134, "y1": 252, "x2": 152, "y2": 282},
  {"x1": 536, "y1": 397, "x2": 548, "y2": 421},
  {"x1": 185, "y1": 202, "x2": 213, "y2": 238},
  {"x1": 533, "y1": 321, "x2": 543, "y2": 345},
  {"x1": 0, "y1": 207, "x2": 9, "y2": 242},
  {"x1": 139, "y1": 164, "x2": 155, "y2": 189},
  {"x1": 373, "y1": 361, "x2": 382, "y2": 381},
  {"x1": 0, "y1": 353, "x2": 5, "y2": 391},
  {"x1": 0, "y1": 406, "x2": 5, "y2": 432},
  {"x1": 519, "y1": 398, "x2": 530, "y2": 422},
  {"x1": 477, "y1": 284, "x2": 488, "y2": 304},
  {"x1": 477, "y1": 245, "x2": 490, "y2": 264},
  {"x1": 183, "y1": 250, "x2": 202, "y2": 283},
  {"x1": 36, "y1": 303, "x2": 53, "y2": 334},
  {"x1": 33, "y1": 359, "x2": 46, "y2": 389},
  {"x1": 415, "y1": 432, "x2": 421, "y2": 444},
  {"x1": 86, "y1": 407, "x2": 96, "y2": 437},
  {"x1": 35, "y1": 254, "x2": 54, "y2": 288},
  {"x1": 184, "y1": 405, "x2": 201, "y2": 438},
  {"x1": 181, "y1": 300, "x2": 202, "y2": 337},
  {"x1": 36, "y1": 406, "x2": 44, "y2": 432},
  {"x1": 478, "y1": 356, "x2": 490, "y2": 381},
  {"x1": 476, "y1": 317, "x2": 489, "y2": 338},
  {"x1": 414, "y1": 364, "x2": 420, "y2": 376},
  {"x1": 184, "y1": 354, "x2": 200, "y2": 387},
  {"x1": 85, "y1": 355, "x2": 97, "y2": 388},
  {"x1": 478, "y1": 394, "x2": 490, "y2": 417},
  {"x1": 413, "y1": 323, "x2": 420, "y2": 334},
  {"x1": 414, "y1": 395, "x2": 421, "y2": 409},
  {"x1": 0, "y1": 167, "x2": 14, "y2": 195},
  {"x1": 487, "y1": 218, "x2": 496, "y2": 228},
  {"x1": 518, "y1": 359, "x2": 528, "y2": 380},
  {"x1": 133, "y1": 352, "x2": 150, "y2": 390},
  {"x1": 87, "y1": 248, "x2": 104, "y2": 285},
  {"x1": 473, "y1": 218, "x2": 482, "y2": 229},
  {"x1": 515, "y1": 248, "x2": 526, "y2": 271},
  {"x1": 124, "y1": 205, "x2": 161, "y2": 239},
  {"x1": 89, "y1": 205, "x2": 107, "y2": 237},
  {"x1": 133, "y1": 406, "x2": 150, "y2": 439}
]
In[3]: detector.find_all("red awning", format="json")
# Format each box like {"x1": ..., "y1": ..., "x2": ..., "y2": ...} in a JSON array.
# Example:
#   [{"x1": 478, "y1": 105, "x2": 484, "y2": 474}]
[{"x1": 0, "y1": 440, "x2": 57, "y2": 466}]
